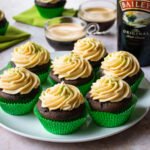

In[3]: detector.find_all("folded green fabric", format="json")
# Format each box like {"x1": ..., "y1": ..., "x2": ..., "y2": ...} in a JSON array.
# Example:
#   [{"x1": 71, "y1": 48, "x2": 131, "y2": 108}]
[
  {"x1": 0, "y1": 26, "x2": 30, "y2": 51},
  {"x1": 13, "y1": 6, "x2": 77, "y2": 27}
]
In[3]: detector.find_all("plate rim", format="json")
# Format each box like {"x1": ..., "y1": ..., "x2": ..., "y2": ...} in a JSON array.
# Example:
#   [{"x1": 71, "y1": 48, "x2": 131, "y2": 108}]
[
  {"x1": 0, "y1": 107, "x2": 149, "y2": 143},
  {"x1": 0, "y1": 51, "x2": 149, "y2": 143}
]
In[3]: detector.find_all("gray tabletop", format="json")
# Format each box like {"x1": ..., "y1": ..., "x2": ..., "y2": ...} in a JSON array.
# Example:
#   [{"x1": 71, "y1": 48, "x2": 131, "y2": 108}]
[{"x1": 0, "y1": 0, "x2": 150, "y2": 150}]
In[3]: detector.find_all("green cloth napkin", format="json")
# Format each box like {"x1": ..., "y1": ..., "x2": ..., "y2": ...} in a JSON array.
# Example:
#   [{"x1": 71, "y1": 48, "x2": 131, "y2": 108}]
[
  {"x1": 13, "y1": 6, "x2": 77, "y2": 27},
  {"x1": 0, "y1": 26, "x2": 30, "y2": 51}
]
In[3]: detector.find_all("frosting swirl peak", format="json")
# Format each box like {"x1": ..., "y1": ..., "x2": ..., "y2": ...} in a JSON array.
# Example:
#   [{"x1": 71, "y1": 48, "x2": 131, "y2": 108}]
[
  {"x1": 90, "y1": 76, "x2": 131, "y2": 103},
  {"x1": 51, "y1": 53, "x2": 92, "y2": 80},
  {"x1": 73, "y1": 37, "x2": 106, "y2": 62},
  {"x1": 40, "y1": 83, "x2": 84, "y2": 111},
  {"x1": 0, "y1": 67, "x2": 40, "y2": 95},
  {"x1": 11, "y1": 41, "x2": 50, "y2": 69},
  {"x1": 101, "y1": 51, "x2": 140, "y2": 79}
]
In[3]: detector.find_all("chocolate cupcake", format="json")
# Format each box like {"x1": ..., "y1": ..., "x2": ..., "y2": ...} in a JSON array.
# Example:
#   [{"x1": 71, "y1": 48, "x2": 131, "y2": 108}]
[
  {"x1": 0, "y1": 10, "x2": 9, "y2": 35},
  {"x1": 48, "y1": 53, "x2": 95, "y2": 95},
  {"x1": 101, "y1": 51, "x2": 144, "y2": 92},
  {"x1": 86, "y1": 76, "x2": 137, "y2": 127},
  {"x1": 0, "y1": 67, "x2": 41, "y2": 115},
  {"x1": 34, "y1": 82, "x2": 86, "y2": 134},
  {"x1": 11, "y1": 41, "x2": 51, "y2": 83},
  {"x1": 35, "y1": 0, "x2": 66, "y2": 18},
  {"x1": 73, "y1": 37, "x2": 107, "y2": 68}
]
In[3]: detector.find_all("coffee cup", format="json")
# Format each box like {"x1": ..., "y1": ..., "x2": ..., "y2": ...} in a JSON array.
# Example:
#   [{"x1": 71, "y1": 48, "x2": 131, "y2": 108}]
[{"x1": 44, "y1": 16, "x2": 102, "y2": 51}]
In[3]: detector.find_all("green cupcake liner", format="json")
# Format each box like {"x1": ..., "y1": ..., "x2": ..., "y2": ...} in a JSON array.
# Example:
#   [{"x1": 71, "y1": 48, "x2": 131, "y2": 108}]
[
  {"x1": 0, "y1": 22, "x2": 9, "y2": 35},
  {"x1": 37, "y1": 68, "x2": 50, "y2": 84},
  {"x1": 34, "y1": 106, "x2": 87, "y2": 135},
  {"x1": 87, "y1": 96, "x2": 137, "y2": 127},
  {"x1": 0, "y1": 87, "x2": 42, "y2": 115},
  {"x1": 6, "y1": 62, "x2": 50, "y2": 84},
  {"x1": 48, "y1": 73, "x2": 95, "y2": 96},
  {"x1": 35, "y1": 5, "x2": 64, "y2": 18},
  {"x1": 131, "y1": 73, "x2": 144, "y2": 93}
]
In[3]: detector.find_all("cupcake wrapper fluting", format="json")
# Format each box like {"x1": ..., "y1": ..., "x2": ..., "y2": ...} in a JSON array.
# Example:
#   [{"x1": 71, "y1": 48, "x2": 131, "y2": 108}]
[
  {"x1": 34, "y1": 106, "x2": 87, "y2": 135},
  {"x1": 0, "y1": 87, "x2": 42, "y2": 115},
  {"x1": 37, "y1": 68, "x2": 50, "y2": 83},
  {"x1": 131, "y1": 72, "x2": 144, "y2": 93},
  {"x1": 48, "y1": 73, "x2": 95, "y2": 96},
  {"x1": 0, "y1": 22, "x2": 9, "y2": 35},
  {"x1": 35, "y1": 5, "x2": 64, "y2": 18},
  {"x1": 87, "y1": 96, "x2": 137, "y2": 127}
]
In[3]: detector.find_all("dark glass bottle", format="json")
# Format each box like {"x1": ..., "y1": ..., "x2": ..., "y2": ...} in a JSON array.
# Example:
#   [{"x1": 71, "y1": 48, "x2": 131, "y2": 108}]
[{"x1": 117, "y1": 0, "x2": 150, "y2": 66}]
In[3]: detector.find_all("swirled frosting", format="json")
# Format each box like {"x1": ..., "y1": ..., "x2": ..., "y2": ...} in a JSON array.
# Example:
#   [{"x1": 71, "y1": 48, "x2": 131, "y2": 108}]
[
  {"x1": 51, "y1": 53, "x2": 92, "y2": 80},
  {"x1": 36, "y1": 0, "x2": 60, "y2": 4},
  {"x1": 101, "y1": 51, "x2": 140, "y2": 79},
  {"x1": 73, "y1": 37, "x2": 106, "y2": 62},
  {"x1": 90, "y1": 76, "x2": 131, "y2": 102},
  {"x1": 40, "y1": 82, "x2": 84, "y2": 111},
  {"x1": 0, "y1": 67, "x2": 40, "y2": 95},
  {"x1": 11, "y1": 41, "x2": 50, "y2": 69},
  {"x1": 0, "y1": 10, "x2": 4, "y2": 21}
]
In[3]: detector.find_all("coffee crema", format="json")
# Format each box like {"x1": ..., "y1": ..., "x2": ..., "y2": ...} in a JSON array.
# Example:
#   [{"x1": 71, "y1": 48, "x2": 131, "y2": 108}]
[
  {"x1": 79, "y1": 7, "x2": 116, "y2": 23},
  {"x1": 46, "y1": 23, "x2": 86, "y2": 42}
]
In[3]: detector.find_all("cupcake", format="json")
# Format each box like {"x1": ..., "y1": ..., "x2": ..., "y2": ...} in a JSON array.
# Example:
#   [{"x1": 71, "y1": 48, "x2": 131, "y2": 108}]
[
  {"x1": 11, "y1": 41, "x2": 51, "y2": 83},
  {"x1": 73, "y1": 37, "x2": 107, "y2": 68},
  {"x1": 48, "y1": 53, "x2": 95, "y2": 95},
  {"x1": 101, "y1": 51, "x2": 144, "y2": 92},
  {"x1": 0, "y1": 67, "x2": 41, "y2": 115},
  {"x1": 86, "y1": 76, "x2": 137, "y2": 127},
  {"x1": 0, "y1": 10, "x2": 9, "y2": 35},
  {"x1": 34, "y1": 82, "x2": 86, "y2": 134},
  {"x1": 35, "y1": 0, "x2": 66, "y2": 18}
]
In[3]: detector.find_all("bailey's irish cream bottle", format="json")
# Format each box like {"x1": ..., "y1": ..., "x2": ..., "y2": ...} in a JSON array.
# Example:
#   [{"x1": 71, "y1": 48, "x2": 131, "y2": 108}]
[{"x1": 117, "y1": 0, "x2": 150, "y2": 66}]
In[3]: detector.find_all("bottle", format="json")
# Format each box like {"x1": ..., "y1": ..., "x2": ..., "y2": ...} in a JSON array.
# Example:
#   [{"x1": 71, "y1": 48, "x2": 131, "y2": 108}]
[{"x1": 117, "y1": 0, "x2": 150, "y2": 66}]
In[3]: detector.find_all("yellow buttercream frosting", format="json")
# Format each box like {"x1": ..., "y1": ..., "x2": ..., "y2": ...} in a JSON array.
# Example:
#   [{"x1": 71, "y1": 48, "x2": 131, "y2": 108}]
[
  {"x1": 101, "y1": 51, "x2": 140, "y2": 79},
  {"x1": 11, "y1": 41, "x2": 50, "y2": 69},
  {"x1": 51, "y1": 53, "x2": 92, "y2": 80},
  {"x1": 40, "y1": 82, "x2": 84, "y2": 111},
  {"x1": 0, "y1": 67, "x2": 40, "y2": 95},
  {"x1": 73, "y1": 37, "x2": 106, "y2": 62},
  {"x1": 36, "y1": 0, "x2": 60, "y2": 4},
  {"x1": 90, "y1": 76, "x2": 131, "y2": 103}
]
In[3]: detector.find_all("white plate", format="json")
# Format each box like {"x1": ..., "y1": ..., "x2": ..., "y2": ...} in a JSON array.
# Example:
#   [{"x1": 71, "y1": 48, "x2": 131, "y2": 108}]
[{"x1": 0, "y1": 51, "x2": 150, "y2": 143}]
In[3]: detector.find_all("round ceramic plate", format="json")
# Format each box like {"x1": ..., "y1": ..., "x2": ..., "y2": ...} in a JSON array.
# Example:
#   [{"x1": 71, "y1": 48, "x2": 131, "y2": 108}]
[{"x1": 0, "y1": 51, "x2": 150, "y2": 143}]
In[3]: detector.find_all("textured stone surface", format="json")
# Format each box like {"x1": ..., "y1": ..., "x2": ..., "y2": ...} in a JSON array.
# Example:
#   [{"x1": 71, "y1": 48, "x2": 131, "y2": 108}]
[{"x1": 0, "y1": 0, "x2": 150, "y2": 150}]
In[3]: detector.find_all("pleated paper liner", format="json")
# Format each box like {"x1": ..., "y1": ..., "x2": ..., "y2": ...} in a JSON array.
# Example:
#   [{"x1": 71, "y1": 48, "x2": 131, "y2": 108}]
[
  {"x1": 47, "y1": 72, "x2": 95, "y2": 96},
  {"x1": 34, "y1": 106, "x2": 87, "y2": 135},
  {"x1": 7, "y1": 62, "x2": 50, "y2": 83},
  {"x1": 35, "y1": 5, "x2": 64, "y2": 18},
  {"x1": 0, "y1": 87, "x2": 42, "y2": 115},
  {"x1": 86, "y1": 95, "x2": 137, "y2": 127},
  {"x1": 131, "y1": 72, "x2": 144, "y2": 93}
]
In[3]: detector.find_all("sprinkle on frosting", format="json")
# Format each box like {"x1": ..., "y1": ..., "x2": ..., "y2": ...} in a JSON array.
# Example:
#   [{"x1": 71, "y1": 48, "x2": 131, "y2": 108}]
[
  {"x1": 0, "y1": 10, "x2": 4, "y2": 21},
  {"x1": 101, "y1": 51, "x2": 140, "y2": 79},
  {"x1": 73, "y1": 37, "x2": 106, "y2": 62},
  {"x1": 40, "y1": 82, "x2": 84, "y2": 111},
  {"x1": 36, "y1": 0, "x2": 60, "y2": 4},
  {"x1": 11, "y1": 41, "x2": 50, "y2": 69},
  {"x1": 51, "y1": 53, "x2": 92, "y2": 80},
  {"x1": 90, "y1": 76, "x2": 131, "y2": 103},
  {"x1": 0, "y1": 67, "x2": 40, "y2": 95}
]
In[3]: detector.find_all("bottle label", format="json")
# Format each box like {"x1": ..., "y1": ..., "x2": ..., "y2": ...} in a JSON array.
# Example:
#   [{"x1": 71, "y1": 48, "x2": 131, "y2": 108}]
[
  {"x1": 118, "y1": 0, "x2": 150, "y2": 66},
  {"x1": 120, "y1": 0, "x2": 150, "y2": 12}
]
